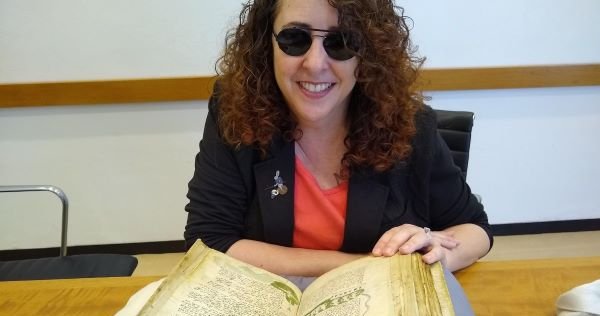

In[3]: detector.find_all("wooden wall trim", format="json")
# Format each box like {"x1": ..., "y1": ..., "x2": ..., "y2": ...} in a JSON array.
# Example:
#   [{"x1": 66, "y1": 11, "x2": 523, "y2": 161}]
[
  {"x1": 1, "y1": 64, "x2": 599, "y2": 108},
  {"x1": 418, "y1": 64, "x2": 600, "y2": 91},
  {"x1": 0, "y1": 77, "x2": 216, "y2": 108}
]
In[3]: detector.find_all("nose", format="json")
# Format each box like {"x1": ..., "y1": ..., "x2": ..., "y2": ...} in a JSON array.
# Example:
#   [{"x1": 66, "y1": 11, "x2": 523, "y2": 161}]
[{"x1": 301, "y1": 35, "x2": 329, "y2": 73}]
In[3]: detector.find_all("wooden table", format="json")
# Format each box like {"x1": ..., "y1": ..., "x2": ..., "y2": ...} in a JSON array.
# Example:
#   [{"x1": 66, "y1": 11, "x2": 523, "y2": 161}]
[
  {"x1": 454, "y1": 256, "x2": 600, "y2": 315},
  {"x1": 0, "y1": 257, "x2": 599, "y2": 316},
  {"x1": 0, "y1": 275, "x2": 161, "y2": 316}
]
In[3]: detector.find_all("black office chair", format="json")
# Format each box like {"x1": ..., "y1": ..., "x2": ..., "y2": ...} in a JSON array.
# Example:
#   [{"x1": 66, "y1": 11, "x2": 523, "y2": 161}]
[
  {"x1": 0, "y1": 185, "x2": 138, "y2": 281},
  {"x1": 434, "y1": 109, "x2": 482, "y2": 203},
  {"x1": 435, "y1": 109, "x2": 474, "y2": 178}
]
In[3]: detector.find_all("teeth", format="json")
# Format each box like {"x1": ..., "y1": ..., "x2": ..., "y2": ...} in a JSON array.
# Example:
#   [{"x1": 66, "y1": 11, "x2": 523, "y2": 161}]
[{"x1": 299, "y1": 82, "x2": 333, "y2": 93}]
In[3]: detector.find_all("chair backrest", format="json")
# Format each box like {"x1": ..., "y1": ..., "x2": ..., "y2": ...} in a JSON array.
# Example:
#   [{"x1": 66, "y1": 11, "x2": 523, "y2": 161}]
[
  {"x1": 434, "y1": 109, "x2": 475, "y2": 178},
  {"x1": 0, "y1": 185, "x2": 138, "y2": 280}
]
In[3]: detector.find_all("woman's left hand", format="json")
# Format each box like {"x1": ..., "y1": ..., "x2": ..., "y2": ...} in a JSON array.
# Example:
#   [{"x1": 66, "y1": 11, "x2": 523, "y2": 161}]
[{"x1": 371, "y1": 224, "x2": 460, "y2": 266}]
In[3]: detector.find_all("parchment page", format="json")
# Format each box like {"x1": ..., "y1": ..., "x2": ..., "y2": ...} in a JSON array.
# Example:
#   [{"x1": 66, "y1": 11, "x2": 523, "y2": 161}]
[
  {"x1": 138, "y1": 241, "x2": 301, "y2": 316},
  {"x1": 297, "y1": 256, "x2": 395, "y2": 316}
]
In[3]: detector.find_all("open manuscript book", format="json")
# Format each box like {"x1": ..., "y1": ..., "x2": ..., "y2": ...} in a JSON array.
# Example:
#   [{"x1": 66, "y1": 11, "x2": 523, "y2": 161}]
[{"x1": 137, "y1": 240, "x2": 454, "y2": 316}]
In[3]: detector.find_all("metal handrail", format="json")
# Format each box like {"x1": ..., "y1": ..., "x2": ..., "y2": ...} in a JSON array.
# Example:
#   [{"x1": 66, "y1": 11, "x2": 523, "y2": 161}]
[{"x1": 0, "y1": 185, "x2": 69, "y2": 256}]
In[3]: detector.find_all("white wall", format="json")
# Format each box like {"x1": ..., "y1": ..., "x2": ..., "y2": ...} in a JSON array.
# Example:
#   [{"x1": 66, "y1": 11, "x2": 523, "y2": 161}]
[
  {"x1": 429, "y1": 87, "x2": 600, "y2": 223},
  {"x1": 0, "y1": 102, "x2": 208, "y2": 249},
  {"x1": 1, "y1": 1, "x2": 599, "y2": 250},
  {"x1": 403, "y1": 0, "x2": 600, "y2": 67},
  {"x1": 0, "y1": 0, "x2": 243, "y2": 82}
]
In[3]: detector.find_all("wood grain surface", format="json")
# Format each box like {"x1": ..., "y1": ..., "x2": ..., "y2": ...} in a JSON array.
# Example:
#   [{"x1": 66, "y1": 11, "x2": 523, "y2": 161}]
[
  {"x1": 454, "y1": 257, "x2": 600, "y2": 315},
  {"x1": 0, "y1": 276, "x2": 161, "y2": 316}
]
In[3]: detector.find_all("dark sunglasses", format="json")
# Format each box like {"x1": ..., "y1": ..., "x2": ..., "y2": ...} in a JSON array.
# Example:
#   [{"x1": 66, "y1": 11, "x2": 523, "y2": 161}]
[{"x1": 272, "y1": 27, "x2": 358, "y2": 61}]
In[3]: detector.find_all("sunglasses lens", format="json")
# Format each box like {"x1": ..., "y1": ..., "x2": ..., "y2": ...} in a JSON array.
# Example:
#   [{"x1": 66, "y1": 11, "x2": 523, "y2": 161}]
[
  {"x1": 276, "y1": 28, "x2": 312, "y2": 56},
  {"x1": 323, "y1": 33, "x2": 355, "y2": 61},
  {"x1": 275, "y1": 28, "x2": 357, "y2": 61}
]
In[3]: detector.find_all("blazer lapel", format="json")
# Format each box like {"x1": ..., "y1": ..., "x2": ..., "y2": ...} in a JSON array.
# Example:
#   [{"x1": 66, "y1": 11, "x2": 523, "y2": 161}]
[
  {"x1": 253, "y1": 139, "x2": 295, "y2": 247},
  {"x1": 341, "y1": 170, "x2": 389, "y2": 253}
]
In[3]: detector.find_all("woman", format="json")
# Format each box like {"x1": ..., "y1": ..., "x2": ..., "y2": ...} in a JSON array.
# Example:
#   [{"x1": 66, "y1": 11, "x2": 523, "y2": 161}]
[{"x1": 184, "y1": 0, "x2": 492, "y2": 277}]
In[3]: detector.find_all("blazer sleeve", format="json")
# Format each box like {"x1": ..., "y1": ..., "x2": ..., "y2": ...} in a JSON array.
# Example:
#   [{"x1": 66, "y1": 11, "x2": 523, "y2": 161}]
[
  {"x1": 417, "y1": 108, "x2": 494, "y2": 248},
  {"x1": 183, "y1": 93, "x2": 250, "y2": 252}
]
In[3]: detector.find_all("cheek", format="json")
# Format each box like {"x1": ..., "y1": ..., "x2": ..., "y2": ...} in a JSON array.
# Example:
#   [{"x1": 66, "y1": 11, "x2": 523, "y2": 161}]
[
  {"x1": 338, "y1": 64, "x2": 358, "y2": 85},
  {"x1": 332, "y1": 58, "x2": 359, "y2": 81},
  {"x1": 272, "y1": 53, "x2": 297, "y2": 103},
  {"x1": 348, "y1": 59, "x2": 359, "y2": 80},
  {"x1": 273, "y1": 53, "x2": 297, "y2": 83},
  {"x1": 273, "y1": 50, "x2": 286, "y2": 84}
]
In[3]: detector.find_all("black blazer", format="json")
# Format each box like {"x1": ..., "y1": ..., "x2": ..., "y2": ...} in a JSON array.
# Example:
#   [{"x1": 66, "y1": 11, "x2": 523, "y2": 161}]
[{"x1": 184, "y1": 94, "x2": 492, "y2": 253}]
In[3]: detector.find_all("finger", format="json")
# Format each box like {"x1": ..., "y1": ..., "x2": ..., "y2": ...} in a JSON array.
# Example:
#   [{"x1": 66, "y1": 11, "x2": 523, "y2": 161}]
[
  {"x1": 372, "y1": 228, "x2": 400, "y2": 256},
  {"x1": 435, "y1": 230, "x2": 456, "y2": 238},
  {"x1": 383, "y1": 229, "x2": 420, "y2": 256},
  {"x1": 397, "y1": 229, "x2": 432, "y2": 255},
  {"x1": 438, "y1": 238, "x2": 459, "y2": 249},
  {"x1": 372, "y1": 224, "x2": 420, "y2": 256},
  {"x1": 431, "y1": 232, "x2": 460, "y2": 249},
  {"x1": 431, "y1": 230, "x2": 459, "y2": 243},
  {"x1": 421, "y1": 246, "x2": 447, "y2": 266},
  {"x1": 431, "y1": 230, "x2": 457, "y2": 242}
]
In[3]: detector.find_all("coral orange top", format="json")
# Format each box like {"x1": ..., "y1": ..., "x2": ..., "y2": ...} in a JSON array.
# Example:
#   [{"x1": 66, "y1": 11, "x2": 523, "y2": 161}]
[{"x1": 292, "y1": 156, "x2": 348, "y2": 250}]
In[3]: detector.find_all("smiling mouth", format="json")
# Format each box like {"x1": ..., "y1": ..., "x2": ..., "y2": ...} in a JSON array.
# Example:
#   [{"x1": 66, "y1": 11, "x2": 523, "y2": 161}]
[{"x1": 298, "y1": 82, "x2": 335, "y2": 93}]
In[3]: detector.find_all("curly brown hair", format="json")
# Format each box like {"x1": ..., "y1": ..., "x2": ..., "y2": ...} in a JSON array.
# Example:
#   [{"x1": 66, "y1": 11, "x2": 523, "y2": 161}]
[{"x1": 216, "y1": 0, "x2": 425, "y2": 174}]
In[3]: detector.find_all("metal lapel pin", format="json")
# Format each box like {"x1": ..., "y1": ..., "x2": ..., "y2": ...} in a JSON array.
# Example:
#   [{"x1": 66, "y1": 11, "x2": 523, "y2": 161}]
[{"x1": 269, "y1": 170, "x2": 288, "y2": 199}]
